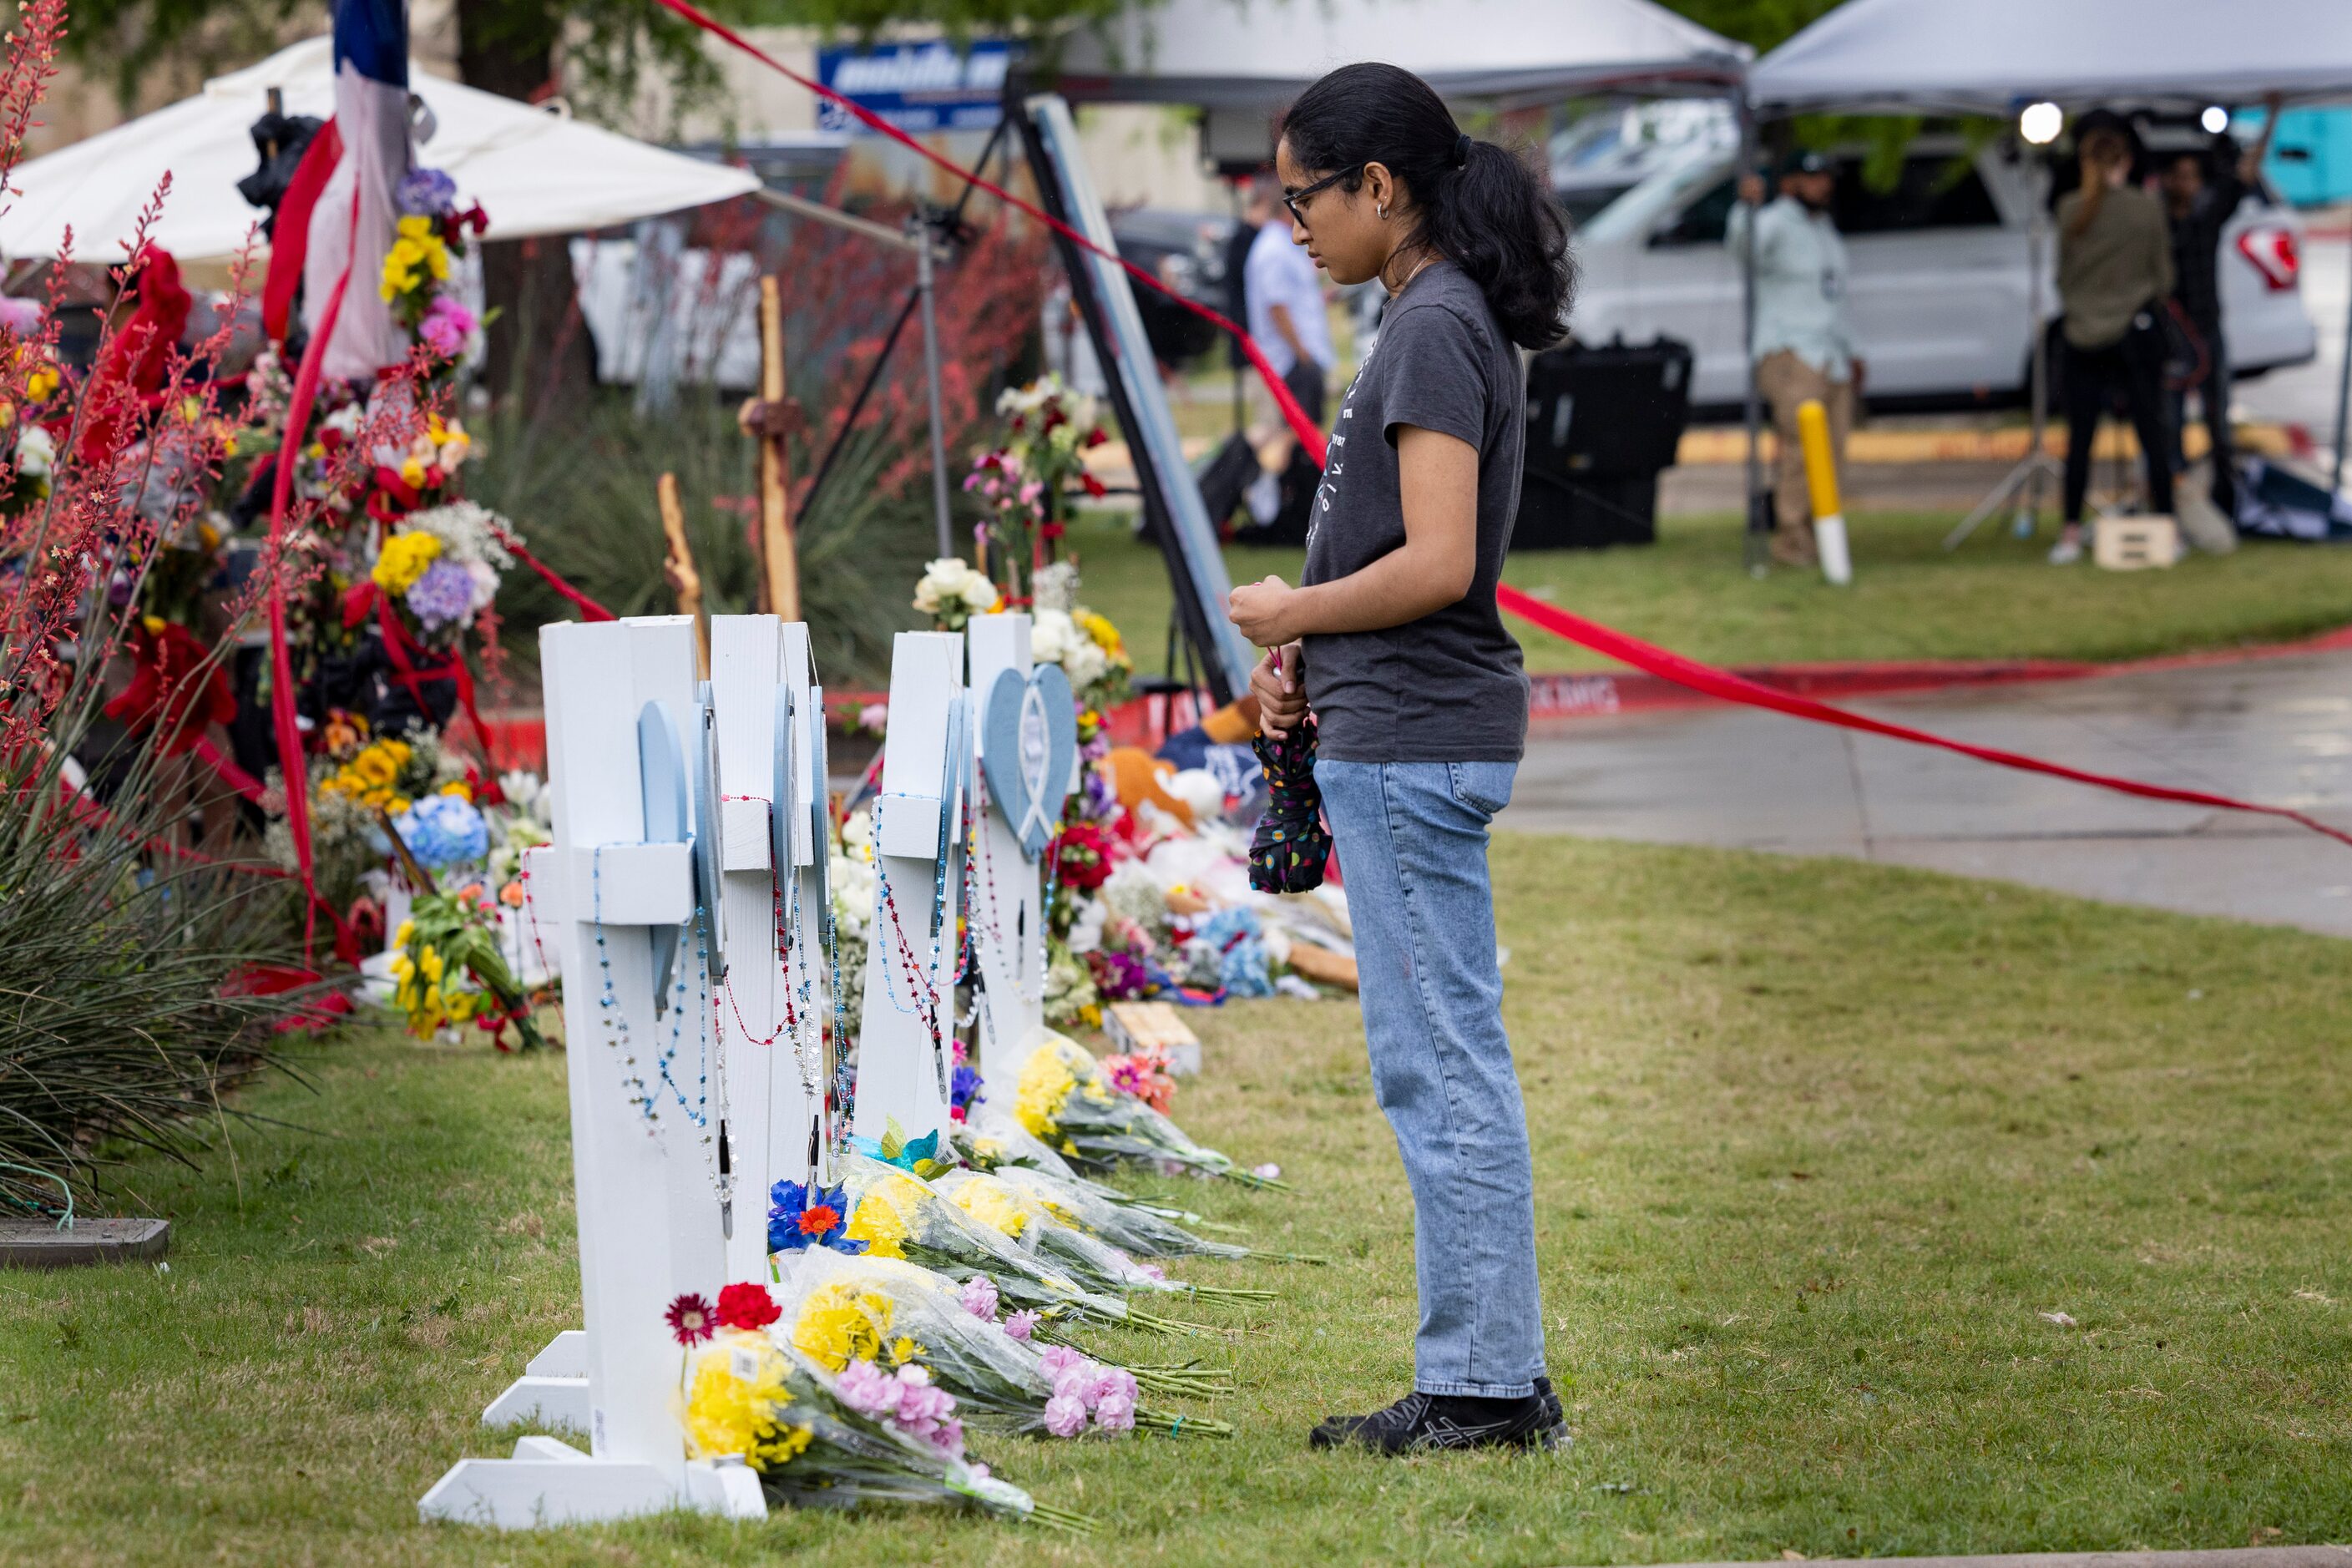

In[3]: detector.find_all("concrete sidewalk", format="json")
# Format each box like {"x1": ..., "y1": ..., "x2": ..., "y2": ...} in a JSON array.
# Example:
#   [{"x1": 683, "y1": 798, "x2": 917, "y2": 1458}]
[{"x1": 1507, "y1": 648, "x2": 2352, "y2": 938}]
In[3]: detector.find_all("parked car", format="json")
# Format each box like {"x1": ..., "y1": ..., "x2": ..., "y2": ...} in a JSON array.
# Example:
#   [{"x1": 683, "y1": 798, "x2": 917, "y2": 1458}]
[
  {"x1": 1568, "y1": 131, "x2": 2318, "y2": 413},
  {"x1": 1109, "y1": 207, "x2": 1237, "y2": 367}
]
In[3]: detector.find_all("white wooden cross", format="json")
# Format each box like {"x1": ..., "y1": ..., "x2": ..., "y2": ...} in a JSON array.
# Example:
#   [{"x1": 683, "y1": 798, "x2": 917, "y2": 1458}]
[
  {"x1": 419, "y1": 615, "x2": 761, "y2": 1529},
  {"x1": 852, "y1": 630, "x2": 965, "y2": 1146},
  {"x1": 964, "y1": 614, "x2": 1046, "y2": 1065}
]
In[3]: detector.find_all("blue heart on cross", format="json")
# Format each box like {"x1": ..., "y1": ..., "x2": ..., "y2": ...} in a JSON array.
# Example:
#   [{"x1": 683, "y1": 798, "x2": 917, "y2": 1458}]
[{"x1": 980, "y1": 663, "x2": 1077, "y2": 858}]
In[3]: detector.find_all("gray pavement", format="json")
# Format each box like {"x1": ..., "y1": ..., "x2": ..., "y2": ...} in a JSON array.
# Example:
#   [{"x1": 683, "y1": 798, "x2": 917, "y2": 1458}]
[{"x1": 1506, "y1": 649, "x2": 2352, "y2": 938}]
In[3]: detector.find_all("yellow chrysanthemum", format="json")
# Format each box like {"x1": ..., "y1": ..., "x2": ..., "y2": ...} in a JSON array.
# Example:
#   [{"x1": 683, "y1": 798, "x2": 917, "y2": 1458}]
[
  {"x1": 1014, "y1": 1050, "x2": 1079, "y2": 1140},
  {"x1": 790, "y1": 1283, "x2": 888, "y2": 1370},
  {"x1": 888, "y1": 1336, "x2": 923, "y2": 1367},
  {"x1": 372, "y1": 530, "x2": 443, "y2": 594},
  {"x1": 842, "y1": 1191, "x2": 910, "y2": 1261},
  {"x1": 683, "y1": 1334, "x2": 814, "y2": 1470},
  {"x1": 949, "y1": 1175, "x2": 1033, "y2": 1240},
  {"x1": 438, "y1": 780, "x2": 473, "y2": 801}
]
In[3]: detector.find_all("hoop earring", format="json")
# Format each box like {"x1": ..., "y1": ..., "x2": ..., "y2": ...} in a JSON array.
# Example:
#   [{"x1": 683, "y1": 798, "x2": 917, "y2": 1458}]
[{"x1": 1377, "y1": 202, "x2": 1388, "y2": 220}]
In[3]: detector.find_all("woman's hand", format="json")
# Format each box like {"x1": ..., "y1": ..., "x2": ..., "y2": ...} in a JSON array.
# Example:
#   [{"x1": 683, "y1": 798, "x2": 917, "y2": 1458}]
[
  {"x1": 1228, "y1": 575, "x2": 1302, "y2": 648},
  {"x1": 1251, "y1": 643, "x2": 1308, "y2": 736}
]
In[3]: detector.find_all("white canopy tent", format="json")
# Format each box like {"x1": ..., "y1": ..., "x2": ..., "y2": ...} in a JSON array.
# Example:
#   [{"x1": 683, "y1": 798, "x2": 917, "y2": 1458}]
[
  {"x1": 1748, "y1": 0, "x2": 2352, "y2": 116},
  {"x1": 1051, "y1": 0, "x2": 1752, "y2": 109},
  {"x1": 1749, "y1": 0, "x2": 2352, "y2": 498},
  {"x1": 0, "y1": 37, "x2": 760, "y2": 266}
]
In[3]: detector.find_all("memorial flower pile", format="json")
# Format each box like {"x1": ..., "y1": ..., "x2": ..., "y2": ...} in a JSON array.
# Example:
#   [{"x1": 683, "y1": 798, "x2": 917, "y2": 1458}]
[
  {"x1": 937, "y1": 1168, "x2": 1267, "y2": 1304},
  {"x1": 369, "y1": 498, "x2": 517, "y2": 650},
  {"x1": 382, "y1": 165, "x2": 488, "y2": 373},
  {"x1": 910, "y1": 555, "x2": 999, "y2": 632},
  {"x1": 387, "y1": 880, "x2": 544, "y2": 1050}
]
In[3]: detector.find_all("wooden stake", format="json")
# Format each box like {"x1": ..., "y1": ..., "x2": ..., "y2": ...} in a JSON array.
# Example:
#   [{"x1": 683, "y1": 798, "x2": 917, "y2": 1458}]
[
  {"x1": 756, "y1": 276, "x2": 799, "y2": 623},
  {"x1": 656, "y1": 472, "x2": 709, "y2": 676}
]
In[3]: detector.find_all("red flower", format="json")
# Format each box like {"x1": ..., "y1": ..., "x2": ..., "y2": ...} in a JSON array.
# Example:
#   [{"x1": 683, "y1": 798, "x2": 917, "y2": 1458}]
[
  {"x1": 1055, "y1": 821, "x2": 1116, "y2": 891},
  {"x1": 716, "y1": 1281, "x2": 781, "y2": 1332},
  {"x1": 1085, "y1": 427, "x2": 1109, "y2": 448},
  {"x1": 797, "y1": 1204, "x2": 842, "y2": 1237},
  {"x1": 665, "y1": 1292, "x2": 716, "y2": 1345},
  {"x1": 1080, "y1": 473, "x2": 1106, "y2": 499}
]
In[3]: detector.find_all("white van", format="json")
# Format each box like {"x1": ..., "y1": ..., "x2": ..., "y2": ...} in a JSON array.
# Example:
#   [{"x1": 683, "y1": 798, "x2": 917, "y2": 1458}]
[{"x1": 1568, "y1": 129, "x2": 2319, "y2": 412}]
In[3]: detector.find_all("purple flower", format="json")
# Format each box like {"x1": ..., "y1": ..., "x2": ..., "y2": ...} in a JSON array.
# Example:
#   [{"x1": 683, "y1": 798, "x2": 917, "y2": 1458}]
[
  {"x1": 959, "y1": 1276, "x2": 999, "y2": 1320},
  {"x1": 397, "y1": 167, "x2": 459, "y2": 217},
  {"x1": 418, "y1": 296, "x2": 477, "y2": 357},
  {"x1": 1042, "y1": 1391, "x2": 1089, "y2": 1438},
  {"x1": 1001, "y1": 1309, "x2": 1039, "y2": 1342},
  {"x1": 834, "y1": 1358, "x2": 898, "y2": 1418},
  {"x1": 405, "y1": 558, "x2": 478, "y2": 630}
]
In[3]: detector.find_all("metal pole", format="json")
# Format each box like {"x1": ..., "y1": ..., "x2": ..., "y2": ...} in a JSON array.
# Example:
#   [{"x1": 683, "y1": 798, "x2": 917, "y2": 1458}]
[
  {"x1": 2334, "y1": 223, "x2": 2352, "y2": 496},
  {"x1": 2021, "y1": 167, "x2": 2050, "y2": 534},
  {"x1": 1737, "y1": 91, "x2": 1768, "y2": 576},
  {"x1": 915, "y1": 220, "x2": 954, "y2": 559}
]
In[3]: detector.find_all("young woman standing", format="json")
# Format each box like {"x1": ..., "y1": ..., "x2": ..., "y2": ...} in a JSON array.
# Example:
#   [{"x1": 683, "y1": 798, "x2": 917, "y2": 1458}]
[{"x1": 1226, "y1": 62, "x2": 1574, "y2": 1455}]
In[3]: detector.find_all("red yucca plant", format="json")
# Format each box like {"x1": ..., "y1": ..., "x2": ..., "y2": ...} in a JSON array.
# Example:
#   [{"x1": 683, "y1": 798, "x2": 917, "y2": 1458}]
[{"x1": 0, "y1": 0, "x2": 412, "y2": 1216}]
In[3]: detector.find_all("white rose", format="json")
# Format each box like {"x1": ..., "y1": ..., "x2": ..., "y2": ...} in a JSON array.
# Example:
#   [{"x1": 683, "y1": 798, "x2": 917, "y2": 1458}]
[
  {"x1": 959, "y1": 572, "x2": 999, "y2": 614},
  {"x1": 1030, "y1": 609, "x2": 1078, "y2": 665},
  {"x1": 1064, "y1": 639, "x2": 1108, "y2": 691},
  {"x1": 839, "y1": 808, "x2": 873, "y2": 851},
  {"x1": 913, "y1": 557, "x2": 968, "y2": 615}
]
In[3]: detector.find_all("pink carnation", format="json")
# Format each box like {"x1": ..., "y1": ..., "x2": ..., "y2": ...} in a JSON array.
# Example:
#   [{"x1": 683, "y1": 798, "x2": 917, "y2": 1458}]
[
  {"x1": 1038, "y1": 1344, "x2": 1085, "y2": 1380},
  {"x1": 835, "y1": 1358, "x2": 898, "y2": 1418},
  {"x1": 1042, "y1": 1392, "x2": 1089, "y2": 1438},
  {"x1": 417, "y1": 295, "x2": 477, "y2": 357},
  {"x1": 1051, "y1": 1361, "x2": 1099, "y2": 1406},
  {"x1": 1093, "y1": 1386, "x2": 1137, "y2": 1432},
  {"x1": 959, "y1": 1275, "x2": 999, "y2": 1320},
  {"x1": 1002, "y1": 1308, "x2": 1039, "y2": 1342}
]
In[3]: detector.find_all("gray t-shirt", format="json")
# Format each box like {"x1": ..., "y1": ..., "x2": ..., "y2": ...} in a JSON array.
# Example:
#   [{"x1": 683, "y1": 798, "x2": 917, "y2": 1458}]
[{"x1": 1301, "y1": 260, "x2": 1529, "y2": 762}]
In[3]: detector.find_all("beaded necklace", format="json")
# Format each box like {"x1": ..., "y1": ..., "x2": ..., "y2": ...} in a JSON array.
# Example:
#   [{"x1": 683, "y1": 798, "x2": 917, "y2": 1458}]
[{"x1": 871, "y1": 797, "x2": 952, "y2": 1100}]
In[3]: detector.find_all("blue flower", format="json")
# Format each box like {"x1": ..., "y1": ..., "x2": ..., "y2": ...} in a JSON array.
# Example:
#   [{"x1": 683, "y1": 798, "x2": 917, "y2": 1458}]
[
  {"x1": 397, "y1": 166, "x2": 458, "y2": 217},
  {"x1": 767, "y1": 1179, "x2": 863, "y2": 1254},
  {"x1": 393, "y1": 792, "x2": 488, "y2": 868},
  {"x1": 950, "y1": 1065, "x2": 984, "y2": 1114}
]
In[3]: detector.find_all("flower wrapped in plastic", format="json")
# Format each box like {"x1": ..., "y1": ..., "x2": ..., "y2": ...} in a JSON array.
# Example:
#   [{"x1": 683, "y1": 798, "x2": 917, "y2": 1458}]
[
  {"x1": 984, "y1": 1163, "x2": 1326, "y2": 1267},
  {"x1": 938, "y1": 1170, "x2": 1271, "y2": 1305},
  {"x1": 954, "y1": 1110, "x2": 1250, "y2": 1237},
  {"x1": 680, "y1": 1325, "x2": 1091, "y2": 1529},
  {"x1": 1015, "y1": 1030, "x2": 1286, "y2": 1189},
  {"x1": 775, "y1": 1250, "x2": 1231, "y2": 1433},
  {"x1": 825, "y1": 1156, "x2": 1201, "y2": 1336}
]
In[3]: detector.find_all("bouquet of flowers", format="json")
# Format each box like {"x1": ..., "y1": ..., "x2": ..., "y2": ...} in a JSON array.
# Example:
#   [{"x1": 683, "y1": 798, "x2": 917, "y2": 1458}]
[
  {"x1": 775, "y1": 1251, "x2": 1230, "y2": 1436},
  {"x1": 672, "y1": 1285, "x2": 1091, "y2": 1530},
  {"x1": 382, "y1": 166, "x2": 487, "y2": 372},
  {"x1": 937, "y1": 1169, "x2": 1268, "y2": 1306},
  {"x1": 369, "y1": 499, "x2": 515, "y2": 652},
  {"x1": 820, "y1": 1157, "x2": 1203, "y2": 1336},
  {"x1": 953, "y1": 1111, "x2": 1247, "y2": 1237},
  {"x1": 911, "y1": 555, "x2": 999, "y2": 633},
  {"x1": 387, "y1": 882, "x2": 544, "y2": 1050},
  {"x1": 982, "y1": 1163, "x2": 1253, "y2": 1264},
  {"x1": 1015, "y1": 1031, "x2": 1286, "y2": 1189}
]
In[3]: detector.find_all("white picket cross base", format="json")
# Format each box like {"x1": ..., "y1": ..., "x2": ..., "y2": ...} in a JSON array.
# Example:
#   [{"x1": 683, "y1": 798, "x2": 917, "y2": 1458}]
[
  {"x1": 853, "y1": 630, "x2": 965, "y2": 1146},
  {"x1": 964, "y1": 615, "x2": 1047, "y2": 1070},
  {"x1": 422, "y1": 615, "x2": 739, "y2": 1527}
]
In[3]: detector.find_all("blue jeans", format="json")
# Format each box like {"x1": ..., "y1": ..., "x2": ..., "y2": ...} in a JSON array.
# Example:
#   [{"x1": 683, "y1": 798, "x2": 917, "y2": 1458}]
[{"x1": 1318, "y1": 760, "x2": 1545, "y2": 1398}]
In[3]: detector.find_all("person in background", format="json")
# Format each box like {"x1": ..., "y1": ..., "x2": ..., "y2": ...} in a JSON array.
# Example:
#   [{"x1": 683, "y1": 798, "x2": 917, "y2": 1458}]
[
  {"x1": 2051, "y1": 123, "x2": 2176, "y2": 565},
  {"x1": 1728, "y1": 149, "x2": 1863, "y2": 569},
  {"x1": 2159, "y1": 97, "x2": 2282, "y2": 521},
  {"x1": 1245, "y1": 171, "x2": 1337, "y2": 425}
]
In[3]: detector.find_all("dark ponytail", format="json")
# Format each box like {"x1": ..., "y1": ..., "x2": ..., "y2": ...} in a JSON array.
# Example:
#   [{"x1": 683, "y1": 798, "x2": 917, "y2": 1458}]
[{"x1": 1279, "y1": 62, "x2": 1574, "y2": 349}]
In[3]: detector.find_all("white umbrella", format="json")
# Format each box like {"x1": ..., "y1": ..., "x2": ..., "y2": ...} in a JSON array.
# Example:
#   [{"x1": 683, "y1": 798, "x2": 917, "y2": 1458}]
[
  {"x1": 1051, "y1": 0, "x2": 1751, "y2": 108},
  {"x1": 0, "y1": 36, "x2": 760, "y2": 265}
]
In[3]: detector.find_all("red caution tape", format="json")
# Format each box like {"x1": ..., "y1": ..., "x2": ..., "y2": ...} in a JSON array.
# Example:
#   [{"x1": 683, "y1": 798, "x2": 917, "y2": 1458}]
[{"x1": 1495, "y1": 584, "x2": 2352, "y2": 850}]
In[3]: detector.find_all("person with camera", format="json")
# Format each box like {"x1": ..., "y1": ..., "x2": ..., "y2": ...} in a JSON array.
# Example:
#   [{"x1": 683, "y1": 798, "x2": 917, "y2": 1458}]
[
  {"x1": 1729, "y1": 150, "x2": 1862, "y2": 569},
  {"x1": 2050, "y1": 124, "x2": 2176, "y2": 565}
]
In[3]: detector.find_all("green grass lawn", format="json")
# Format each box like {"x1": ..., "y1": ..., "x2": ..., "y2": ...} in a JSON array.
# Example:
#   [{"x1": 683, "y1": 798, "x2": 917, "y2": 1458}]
[
  {"x1": 6, "y1": 837, "x2": 2352, "y2": 1566},
  {"x1": 1066, "y1": 508, "x2": 2352, "y2": 679}
]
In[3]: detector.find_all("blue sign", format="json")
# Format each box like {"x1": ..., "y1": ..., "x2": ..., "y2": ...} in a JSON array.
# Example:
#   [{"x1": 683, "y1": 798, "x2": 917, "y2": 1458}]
[{"x1": 817, "y1": 39, "x2": 1011, "y2": 136}]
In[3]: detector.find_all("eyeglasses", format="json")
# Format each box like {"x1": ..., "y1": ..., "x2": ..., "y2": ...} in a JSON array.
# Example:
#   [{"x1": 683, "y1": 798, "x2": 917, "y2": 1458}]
[{"x1": 1282, "y1": 164, "x2": 1363, "y2": 228}]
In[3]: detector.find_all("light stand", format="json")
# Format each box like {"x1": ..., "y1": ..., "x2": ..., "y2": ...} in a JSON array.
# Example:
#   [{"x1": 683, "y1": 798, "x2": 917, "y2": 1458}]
[
  {"x1": 1947, "y1": 127, "x2": 2063, "y2": 550},
  {"x1": 913, "y1": 210, "x2": 954, "y2": 558}
]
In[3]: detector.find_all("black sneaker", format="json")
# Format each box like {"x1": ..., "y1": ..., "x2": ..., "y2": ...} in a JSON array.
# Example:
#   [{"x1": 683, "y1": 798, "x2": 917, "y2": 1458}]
[
  {"x1": 1534, "y1": 1374, "x2": 1571, "y2": 1449},
  {"x1": 1308, "y1": 1388, "x2": 1560, "y2": 1454}
]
